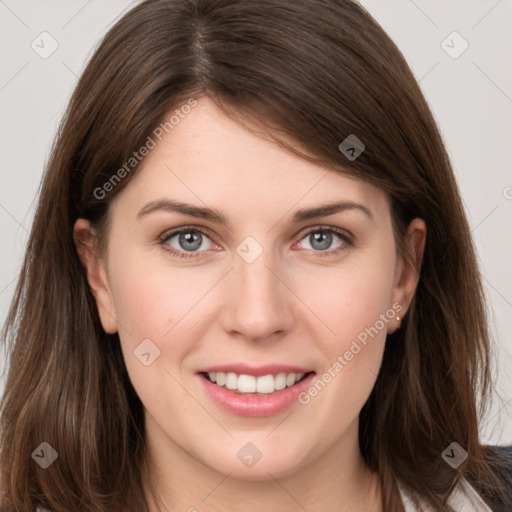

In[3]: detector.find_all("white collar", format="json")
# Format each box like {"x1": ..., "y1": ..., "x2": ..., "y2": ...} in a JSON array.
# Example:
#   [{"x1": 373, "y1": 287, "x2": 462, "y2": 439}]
[{"x1": 398, "y1": 476, "x2": 494, "y2": 511}]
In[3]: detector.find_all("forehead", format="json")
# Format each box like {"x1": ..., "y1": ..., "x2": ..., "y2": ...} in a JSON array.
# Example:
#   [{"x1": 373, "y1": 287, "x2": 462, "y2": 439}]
[{"x1": 112, "y1": 97, "x2": 390, "y2": 222}]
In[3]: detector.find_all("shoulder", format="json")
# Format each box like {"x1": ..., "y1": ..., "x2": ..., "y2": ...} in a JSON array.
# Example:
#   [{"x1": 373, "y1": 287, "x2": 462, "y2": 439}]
[
  {"x1": 477, "y1": 444, "x2": 512, "y2": 512},
  {"x1": 399, "y1": 447, "x2": 512, "y2": 512},
  {"x1": 482, "y1": 444, "x2": 512, "y2": 488},
  {"x1": 483, "y1": 444, "x2": 512, "y2": 468}
]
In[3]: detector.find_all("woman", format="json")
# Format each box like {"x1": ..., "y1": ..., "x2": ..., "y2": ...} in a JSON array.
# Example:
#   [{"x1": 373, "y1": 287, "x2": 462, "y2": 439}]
[{"x1": 1, "y1": 0, "x2": 511, "y2": 511}]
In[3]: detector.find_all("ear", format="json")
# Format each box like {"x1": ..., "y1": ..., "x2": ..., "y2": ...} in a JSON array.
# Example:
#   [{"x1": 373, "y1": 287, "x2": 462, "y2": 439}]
[
  {"x1": 388, "y1": 217, "x2": 426, "y2": 333},
  {"x1": 73, "y1": 218, "x2": 118, "y2": 334}
]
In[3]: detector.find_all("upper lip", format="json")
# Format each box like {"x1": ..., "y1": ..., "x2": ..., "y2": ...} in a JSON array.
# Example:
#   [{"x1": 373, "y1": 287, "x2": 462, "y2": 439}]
[{"x1": 197, "y1": 364, "x2": 314, "y2": 377}]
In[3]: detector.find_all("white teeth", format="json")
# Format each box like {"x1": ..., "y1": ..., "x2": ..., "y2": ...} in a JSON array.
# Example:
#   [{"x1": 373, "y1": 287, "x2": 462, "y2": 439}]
[
  {"x1": 256, "y1": 374, "x2": 274, "y2": 394},
  {"x1": 238, "y1": 374, "x2": 257, "y2": 393},
  {"x1": 215, "y1": 372, "x2": 226, "y2": 386},
  {"x1": 206, "y1": 371, "x2": 308, "y2": 394},
  {"x1": 274, "y1": 372, "x2": 287, "y2": 390},
  {"x1": 286, "y1": 373, "x2": 296, "y2": 386},
  {"x1": 225, "y1": 372, "x2": 238, "y2": 390}
]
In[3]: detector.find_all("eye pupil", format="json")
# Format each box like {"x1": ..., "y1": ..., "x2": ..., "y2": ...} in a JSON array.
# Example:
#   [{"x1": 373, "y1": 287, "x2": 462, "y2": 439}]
[
  {"x1": 179, "y1": 231, "x2": 202, "y2": 251},
  {"x1": 310, "y1": 231, "x2": 332, "y2": 251}
]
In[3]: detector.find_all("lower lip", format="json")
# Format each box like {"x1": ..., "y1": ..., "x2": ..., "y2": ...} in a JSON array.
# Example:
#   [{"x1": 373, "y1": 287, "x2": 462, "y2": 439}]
[{"x1": 198, "y1": 373, "x2": 315, "y2": 417}]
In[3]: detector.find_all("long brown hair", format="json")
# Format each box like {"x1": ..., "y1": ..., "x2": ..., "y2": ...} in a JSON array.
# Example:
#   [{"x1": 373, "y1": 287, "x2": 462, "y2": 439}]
[{"x1": 0, "y1": 0, "x2": 508, "y2": 510}]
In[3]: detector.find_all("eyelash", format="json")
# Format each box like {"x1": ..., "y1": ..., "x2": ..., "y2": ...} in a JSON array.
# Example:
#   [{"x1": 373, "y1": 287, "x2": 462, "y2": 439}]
[{"x1": 159, "y1": 225, "x2": 354, "y2": 260}]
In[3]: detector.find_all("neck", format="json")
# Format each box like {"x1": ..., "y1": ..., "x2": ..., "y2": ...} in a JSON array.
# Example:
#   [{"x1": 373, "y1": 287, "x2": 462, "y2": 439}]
[{"x1": 143, "y1": 416, "x2": 382, "y2": 512}]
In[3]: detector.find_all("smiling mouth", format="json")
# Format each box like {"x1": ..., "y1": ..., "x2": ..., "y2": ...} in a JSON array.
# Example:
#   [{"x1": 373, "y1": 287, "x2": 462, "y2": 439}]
[{"x1": 201, "y1": 371, "x2": 313, "y2": 395}]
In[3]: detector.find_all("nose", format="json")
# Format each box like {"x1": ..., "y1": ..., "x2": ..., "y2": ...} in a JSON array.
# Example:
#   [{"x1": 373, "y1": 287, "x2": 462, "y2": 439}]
[{"x1": 219, "y1": 245, "x2": 295, "y2": 344}]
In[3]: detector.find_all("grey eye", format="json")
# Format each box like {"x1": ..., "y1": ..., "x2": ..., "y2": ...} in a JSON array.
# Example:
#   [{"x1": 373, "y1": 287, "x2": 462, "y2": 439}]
[
  {"x1": 300, "y1": 230, "x2": 344, "y2": 251},
  {"x1": 165, "y1": 230, "x2": 213, "y2": 253}
]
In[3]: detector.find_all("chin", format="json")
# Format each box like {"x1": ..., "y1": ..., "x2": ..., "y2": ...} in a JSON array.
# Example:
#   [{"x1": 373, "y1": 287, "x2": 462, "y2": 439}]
[{"x1": 196, "y1": 439, "x2": 310, "y2": 481}]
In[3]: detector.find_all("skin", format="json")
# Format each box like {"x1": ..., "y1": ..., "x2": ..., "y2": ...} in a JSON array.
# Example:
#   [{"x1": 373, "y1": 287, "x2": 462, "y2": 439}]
[{"x1": 75, "y1": 97, "x2": 426, "y2": 512}]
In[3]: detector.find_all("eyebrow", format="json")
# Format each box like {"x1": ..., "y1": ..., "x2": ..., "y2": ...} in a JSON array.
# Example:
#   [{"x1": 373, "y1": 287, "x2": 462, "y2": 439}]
[{"x1": 136, "y1": 198, "x2": 373, "y2": 225}]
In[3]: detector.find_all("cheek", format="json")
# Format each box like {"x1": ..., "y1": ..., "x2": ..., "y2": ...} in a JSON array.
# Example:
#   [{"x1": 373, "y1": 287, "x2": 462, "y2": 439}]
[
  {"x1": 303, "y1": 245, "x2": 397, "y2": 390},
  {"x1": 106, "y1": 248, "x2": 225, "y2": 396},
  {"x1": 311, "y1": 256, "x2": 396, "y2": 344},
  {"x1": 108, "y1": 248, "x2": 214, "y2": 338}
]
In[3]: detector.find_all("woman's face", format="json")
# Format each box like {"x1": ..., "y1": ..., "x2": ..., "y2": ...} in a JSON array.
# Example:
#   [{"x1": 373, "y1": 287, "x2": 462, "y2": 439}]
[{"x1": 77, "y1": 97, "x2": 423, "y2": 481}]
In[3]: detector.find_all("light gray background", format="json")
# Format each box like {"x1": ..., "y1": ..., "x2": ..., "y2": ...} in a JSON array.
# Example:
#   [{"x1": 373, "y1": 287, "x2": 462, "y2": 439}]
[{"x1": 1, "y1": 0, "x2": 511, "y2": 444}]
